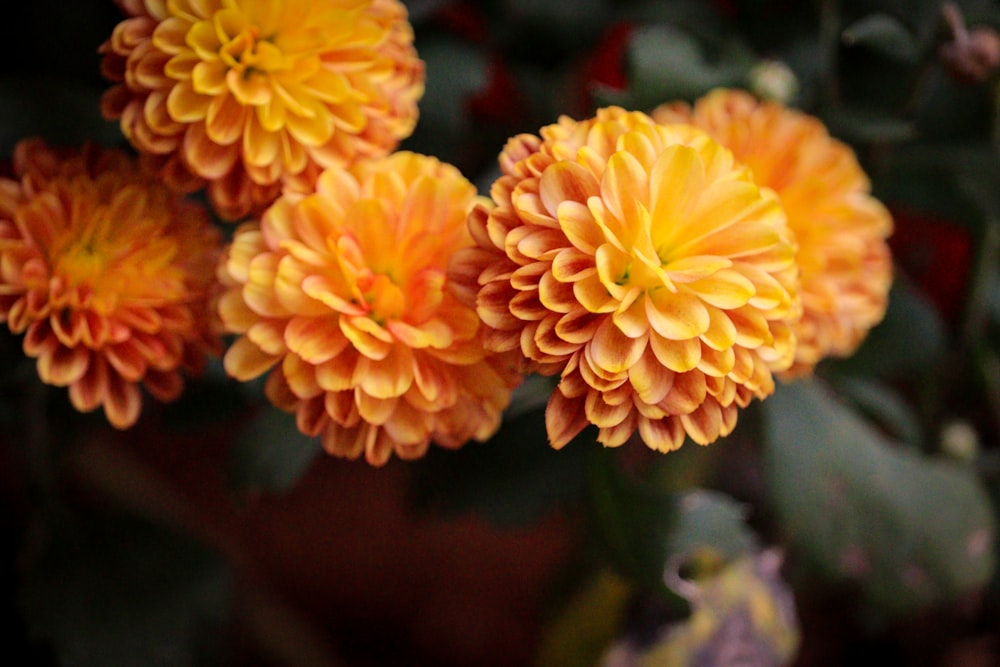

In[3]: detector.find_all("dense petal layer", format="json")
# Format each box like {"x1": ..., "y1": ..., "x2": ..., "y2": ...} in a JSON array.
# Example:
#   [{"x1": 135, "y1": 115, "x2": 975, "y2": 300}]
[
  {"x1": 100, "y1": 0, "x2": 425, "y2": 220},
  {"x1": 653, "y1": 89, "x2": 892, "y2": 374},
  {"x1": 0, "y1": 139, "x2": 222, "y2": 429},
  {"x1": 455, "y1": 107, "x2": 802, "y2": 453},
  {"x1": 218, "y1": 152, "x2": 521, "y2": 465}
]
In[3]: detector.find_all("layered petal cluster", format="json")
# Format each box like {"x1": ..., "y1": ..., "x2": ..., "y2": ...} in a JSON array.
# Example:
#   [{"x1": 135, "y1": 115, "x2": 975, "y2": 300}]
[
  {"x1": 218, "y1": 151, "x2": 521, "y2": 466},
  {"x1": 452, "y1": 108, "x2": 801, "y2": 452},
  {"x1": 100, "y1": 0, "x2": 425, "y2": 221},
  {"x1": 653, "y1": 89, "x2": 893, "y2": 375},
  {"x1": 0, "y1": 139, "x2": 222, "y2": 428}
]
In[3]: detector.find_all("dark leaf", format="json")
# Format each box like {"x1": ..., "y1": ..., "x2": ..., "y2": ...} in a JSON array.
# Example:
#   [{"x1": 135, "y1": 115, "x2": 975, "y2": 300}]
[
  {"x1": 842, "y1": 13, "x2": 920, "y2": 63},
  {"x1": 763, "y1": 380, "x2": 996, "y2": 617},
  {"x1": 19, "y1": 514, "x2": 230, "y2": 667},
  {"x1": 226, "y1": 408, "x2": 322, "y2": 495}
]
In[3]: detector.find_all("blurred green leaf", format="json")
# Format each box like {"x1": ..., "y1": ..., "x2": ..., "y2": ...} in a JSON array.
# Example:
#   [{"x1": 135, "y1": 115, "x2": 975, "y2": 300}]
[
  {"x1": 533, "y1": 569, "x2": 633, "y2": 667},
  {"x1": 826, "y1": 374, "x2": 924, "y2": 446},
  {"x1": 401, "y1": 37, "x2": 487, "y2": 161},
  {"x1": 842, "y1": 13, "x2": 920, "y2": 63},
  {"x1": 501, "y1": 0, "x2": 608, "y2": 38},
  {"x1": 226, "y1": 408, "x2": 322, "y2": 495},
  {"x1": 589, "y1": 453, "x2": 758, "y2": 595},
  {"x1": 822, "y1": 106, "x2": 916, "y2": 144},
  {"x1": 626, "y1": 25, "x2": 755, "y2": 107},
  {"x1": 20, "y1": 514, "x2": 230, "y2": 666},
  {"x1": 763, "y1": 380, "x2": 996, "y2": 617},
  {"x1": 831, "y1": 278, "x2": 947, "y2": 379},
  {"x1": 408, "y1": 406, "x2": 590, "y2": 526}
]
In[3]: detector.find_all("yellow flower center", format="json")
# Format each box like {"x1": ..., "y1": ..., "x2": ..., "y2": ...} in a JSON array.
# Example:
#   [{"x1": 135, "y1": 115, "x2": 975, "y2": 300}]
[{"x1": 40, "y1": 184, "x2": 189, "y2": 313}]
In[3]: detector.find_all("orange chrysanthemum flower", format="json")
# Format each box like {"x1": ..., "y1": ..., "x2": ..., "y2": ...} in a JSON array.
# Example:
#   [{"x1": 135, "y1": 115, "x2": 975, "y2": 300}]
[
  {"x1": 218, "y1": 151, "x2": 521, "y2": 466},
  {"x1": 653, "y1": 89, "x2": 893, "y2": 375},
  {"x1": 0, "y1": 139, "x2": 222, "y2": 429},
  {"x1": 451, "y1": 108, "x2": 801, "y2": 452},
  {"x1": 100, "y1": 0, "x2": 425, "y2": 221}
]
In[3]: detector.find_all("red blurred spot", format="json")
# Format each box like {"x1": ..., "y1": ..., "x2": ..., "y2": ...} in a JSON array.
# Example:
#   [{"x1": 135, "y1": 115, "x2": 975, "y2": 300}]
[
  {"x1": 889, "y1": 206, "x2": 973, "y2": 323},
  {"x1": 431, "y1": 2, "x2": 489, "y2": 44},
  {"x1": 467, "y1": 58, "x2": 527, "y2": 127}
]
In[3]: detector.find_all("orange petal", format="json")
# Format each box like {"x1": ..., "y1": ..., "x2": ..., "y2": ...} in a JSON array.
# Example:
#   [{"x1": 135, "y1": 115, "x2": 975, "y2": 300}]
[
  {"x1": 539, "y1": 161, "x2": 599, "y2": 215},
  {"x1": 104, "y1": 372, "x2": 142, "y2": 429},
  {"x1": 679, "y1": 400, "x2": 724, "y2": 445},
  {"x1": 183, "y1": 122, "x2": 239, "y2": 179},
  {"x1": 637, "y1": 415, "x2": 686, "y2": 453},
  {"x1": 224, "y1": 335, "x2": 280, "y2": 380},
  {"x1": 283, "y1": 354, "x2": 322, "y2": 399},
  {"x1": 355, "y1": 389, "x2": 398, "y2": 425},
  {"x1": 39, "y1": 344, "x2": 90, "y2": 386},
  {"x1": 69, "y1": 356, "x2": 109, "y2": 413},
  {"x1": 285, "y1": 315, "x2": 348, "y2": 364},
  {"x1": 587, "y1": 318, "x2": 647, "y2": 374},
  {"x1": 352, "y1": 344, "x2": 413, "y2": 399},
  {"x1": 628, "y1": 347, "x2": 674, "y2": 405},
  {"x1": 206, "y1": 93, "x2": 248, "y2": 145},
  {"x1": 545, "y1": 389, "x2": 588, "y2": 449}
]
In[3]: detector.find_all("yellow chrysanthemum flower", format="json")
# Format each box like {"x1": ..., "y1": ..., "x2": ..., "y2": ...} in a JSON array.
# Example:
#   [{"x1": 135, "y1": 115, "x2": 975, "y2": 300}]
[
  {"x1": 0, "y1": 139, "x2": 222, "y2": 429},
  {"x1": 451, "y1": 108, "x2": 801, "y2": 452},
  {"x1": 653, "y1": 89, "x2": 893, "y2": 375},
  {"x1": 100, "y1": 0, "x2": 425, "y2": 221},
  {"x1": 218, "y1": 151, "x2": 521, "y2": 466}
]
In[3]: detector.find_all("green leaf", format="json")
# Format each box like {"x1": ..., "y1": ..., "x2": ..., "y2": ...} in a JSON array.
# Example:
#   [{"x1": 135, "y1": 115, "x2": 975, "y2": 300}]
[
  {"x1": 19, "y1": 514, "x2": 230, "y2": 667},
  {"x1": 589, "y1": 452, "x2": 758, "y2": 595},
  {"x1": 533, "y1": 569, "x2": 633, "y2": 667},
  {"x1": 826, "y1": 374, "x2": 924, "y2": 446},
  {"x1": 842, "y1": 13, "x2": 920, "y2": 63},
  {"x1": 408, "y1": 406, "x2": 591, "y2": 526},
  {"x1": 831, "y1": 278, "x2": 947, "y2": 379},
  {"x1": 763, "y1": 380, "x2": 996, "y2": 617},
  {"x1": 400, "y1": 37, "x2": 487, "y2": 160},
  {"x1": 626, "y1": 25, "x2": 754, "y2": 108},
  {"x1": 822, "y1": 107, "x2": 916, "y2": 144},
  {"x1": 226, "y1": 408, "x2": 322, "y2": 495}
]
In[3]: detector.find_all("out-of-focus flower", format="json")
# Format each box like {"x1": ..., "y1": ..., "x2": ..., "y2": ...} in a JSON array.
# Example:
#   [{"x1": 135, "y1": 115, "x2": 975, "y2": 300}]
[
  {"x1": 0, "y1": 139, "x2": 222, "y2": 429},
  {"x1": 938, "y1": 2, "x2": 1000, "y2": 84},
  {"x1": 602, "y1": 549, "x2": 800, "y2": 667},
  {"x1": 452, "y1": 108, "x2": 800, "y2": 453},
  {"x1": 218, "y1": 151, "x2": 521, "y2": 466},
  {"x1": 100, "y1": 0, "x2": 425, "y2": 221},
  {"x1": 940, "y1": 419, "x2": 979, "y2": 462},
  {"x1": 746, "y1": 59, "x2": 799, "y2": 105},
  {"x1": 654, "y1": 89, "x2": 893, "y2": 375}
]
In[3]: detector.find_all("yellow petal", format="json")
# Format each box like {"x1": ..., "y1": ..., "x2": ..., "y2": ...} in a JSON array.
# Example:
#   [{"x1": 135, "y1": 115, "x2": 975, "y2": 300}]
[
  {"x1": 649, "y1": 331, "x2": 701, "y2": 373},
  {"x1": 206, "y1": 93, "x2": 248, "y2": 145},
  {"x1": 646, "y1": 290, "x2": 710, "y2": 340}
]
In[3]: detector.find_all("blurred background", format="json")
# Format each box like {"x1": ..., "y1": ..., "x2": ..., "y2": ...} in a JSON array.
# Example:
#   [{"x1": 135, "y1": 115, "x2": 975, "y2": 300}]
[{"x1": 2, "y1": 1, "x2": 1000, "y2": 665}]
